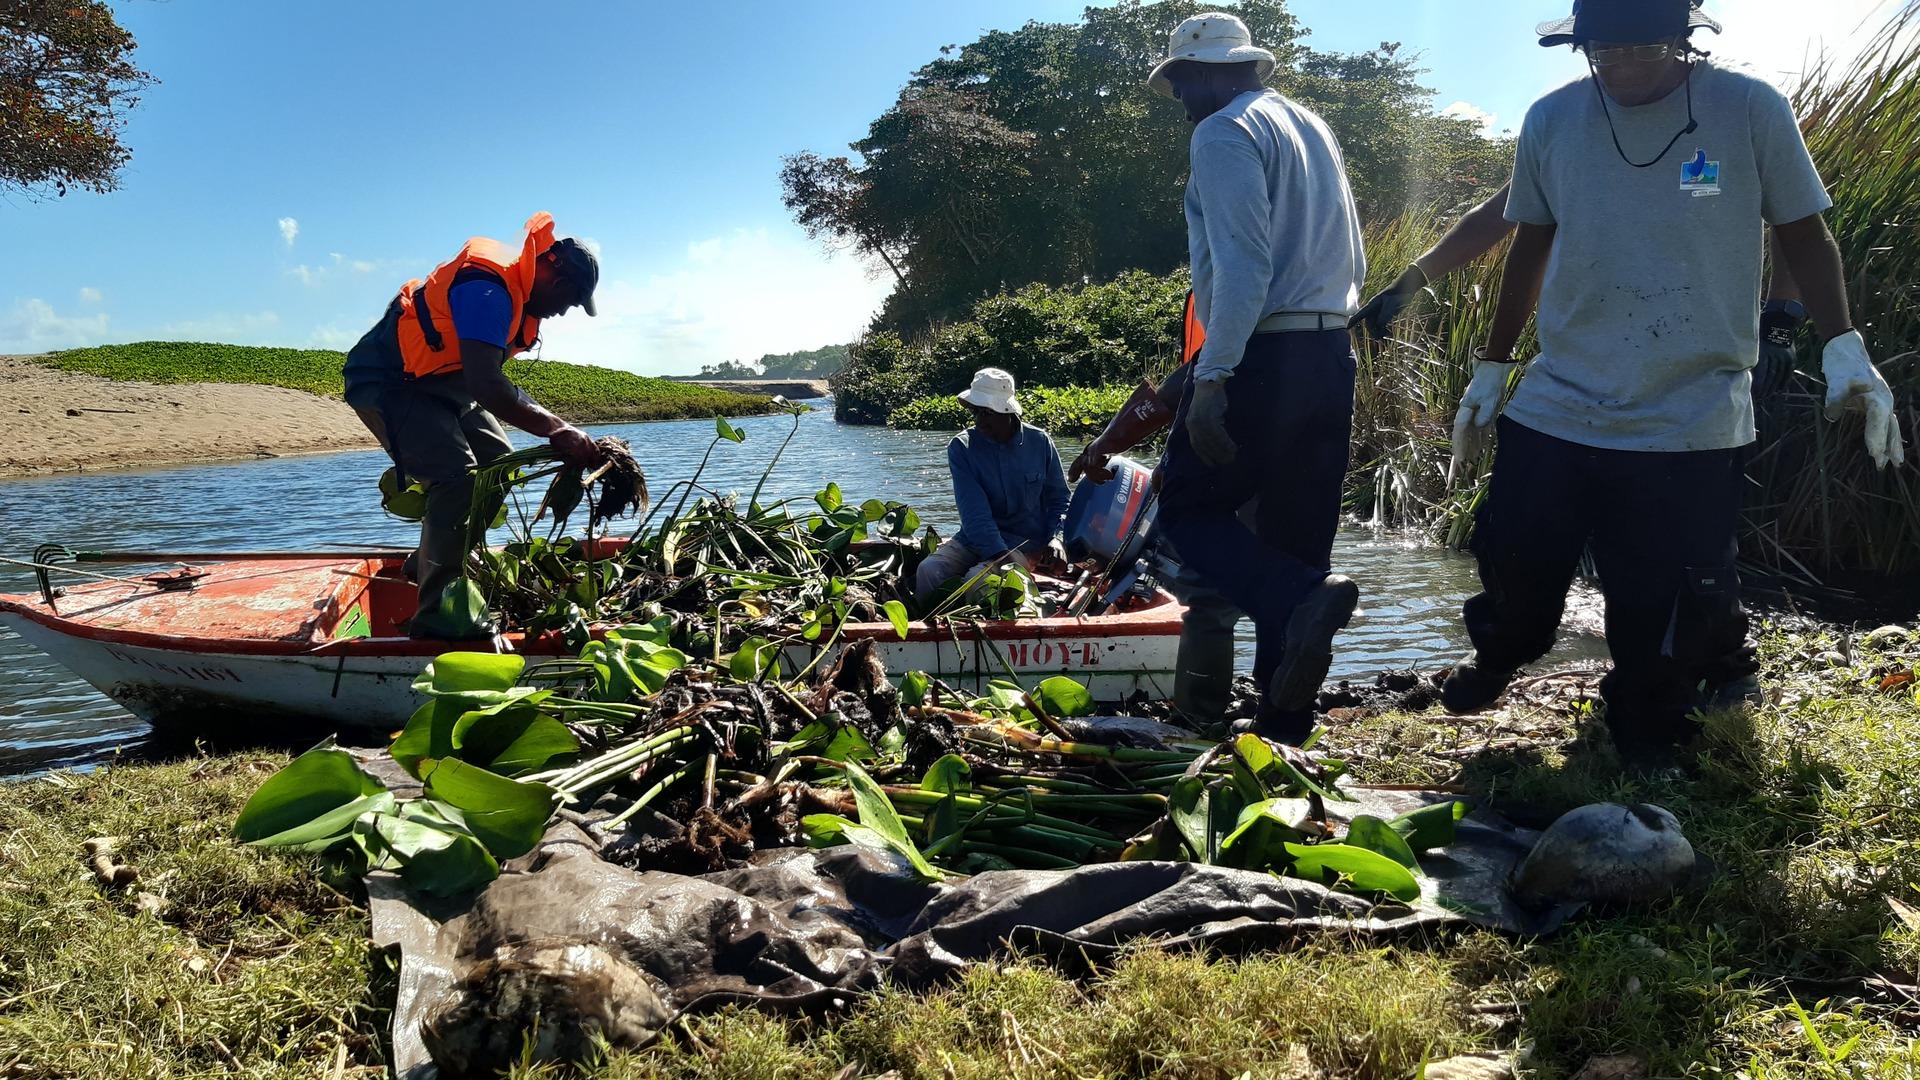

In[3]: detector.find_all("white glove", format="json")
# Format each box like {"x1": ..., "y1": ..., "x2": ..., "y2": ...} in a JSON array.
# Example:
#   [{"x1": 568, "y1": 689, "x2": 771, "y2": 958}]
[
  {"x1": 1449, "y1": 354, "x2": 1517, "y2": 487},
  {"x1": 1821, "y1": 330, "x2": 1905, "y2": 470}
]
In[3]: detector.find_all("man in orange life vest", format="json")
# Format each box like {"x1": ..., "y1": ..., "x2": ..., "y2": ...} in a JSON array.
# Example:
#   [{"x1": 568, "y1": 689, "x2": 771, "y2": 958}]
[{"x1": 343, "y1": 211, "x2": 603, "y2": 638}]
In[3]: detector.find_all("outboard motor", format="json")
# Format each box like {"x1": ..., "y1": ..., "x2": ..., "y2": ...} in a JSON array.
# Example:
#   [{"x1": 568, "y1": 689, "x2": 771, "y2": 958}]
[
  {"x1": 1062, "y1": 457, "x2": 1182, "y2": 614},
  {"x1": 1062, "y1": 456, "x2": 1157, "y2": 567}
]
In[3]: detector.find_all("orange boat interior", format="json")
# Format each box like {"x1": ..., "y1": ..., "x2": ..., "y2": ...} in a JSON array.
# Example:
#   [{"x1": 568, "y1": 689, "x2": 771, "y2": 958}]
[{"x1": 3, "y1": 557, "x2": 416, "y2": 644}]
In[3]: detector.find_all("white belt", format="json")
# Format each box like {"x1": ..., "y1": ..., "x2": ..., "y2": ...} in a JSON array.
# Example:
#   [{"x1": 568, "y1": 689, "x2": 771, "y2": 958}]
[{"x1": 1254, "y1": 310, "x2": 1349, "y2": 333}]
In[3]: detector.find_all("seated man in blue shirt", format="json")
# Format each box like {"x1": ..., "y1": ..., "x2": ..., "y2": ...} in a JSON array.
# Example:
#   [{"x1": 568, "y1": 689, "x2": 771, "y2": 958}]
[{"x1": 915, "y1": 368, "x2": 1070, "y2": 605}]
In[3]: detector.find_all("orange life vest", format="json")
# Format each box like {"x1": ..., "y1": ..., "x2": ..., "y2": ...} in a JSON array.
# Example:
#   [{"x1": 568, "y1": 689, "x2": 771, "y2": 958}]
[
  {"x1": 394, "y1": 211, "x2": 556, "y2": 379},
  {"x1": 1181, "y1": 290, "x2": 1206, "y2": 364}
]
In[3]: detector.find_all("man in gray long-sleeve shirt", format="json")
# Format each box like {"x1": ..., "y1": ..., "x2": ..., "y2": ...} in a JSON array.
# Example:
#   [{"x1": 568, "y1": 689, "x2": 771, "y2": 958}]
[
  {"x1": 916, "y1": 368, "x2": 1070, "y2": 604},
  {"x1": 1147, "y1": 12, "x2": 1366, "y2": 744}
]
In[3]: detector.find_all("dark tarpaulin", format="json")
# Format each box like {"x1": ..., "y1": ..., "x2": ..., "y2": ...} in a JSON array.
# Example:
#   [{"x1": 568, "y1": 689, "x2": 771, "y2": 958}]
[{"x1": 370, "y1": 785, "x2": 1561, "y2": 1077}]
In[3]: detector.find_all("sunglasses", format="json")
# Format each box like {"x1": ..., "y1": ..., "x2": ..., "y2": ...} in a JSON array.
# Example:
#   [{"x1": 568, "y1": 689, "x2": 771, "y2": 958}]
[{"x1": 1585, "y1": 40, "x2": 1677, "y2": 66}]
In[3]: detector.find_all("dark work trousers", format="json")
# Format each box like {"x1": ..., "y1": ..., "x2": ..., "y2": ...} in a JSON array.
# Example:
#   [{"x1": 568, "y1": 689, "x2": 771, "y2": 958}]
[
  {"x1": 346, "y1": 374, "x2": 513, "y2": 626},
  {"x1": 1157, "y1": 328, "x2": 1356, "y2": 697},
  {"x1": 1465, "y1": 416, "x2": 1752, "y2": 752}
]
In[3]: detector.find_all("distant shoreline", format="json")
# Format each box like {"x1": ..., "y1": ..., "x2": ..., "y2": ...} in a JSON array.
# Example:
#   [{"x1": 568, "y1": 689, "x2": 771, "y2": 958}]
[
  {"x1": 677, "y1": 377, "x2": 831, "y2": 400},
  {"x1": 0, "y1": 354, "x2": 786, "y2": 480}
]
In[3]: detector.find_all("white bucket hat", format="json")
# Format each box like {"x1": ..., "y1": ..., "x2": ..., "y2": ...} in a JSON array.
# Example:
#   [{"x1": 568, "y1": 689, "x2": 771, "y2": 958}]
[
  {"x1": 1146, "y1": 12, "x2": 1277, "y2": 99},
  {"x1": 957, "y1": 367, "x2": 1022, "y2": 416}
]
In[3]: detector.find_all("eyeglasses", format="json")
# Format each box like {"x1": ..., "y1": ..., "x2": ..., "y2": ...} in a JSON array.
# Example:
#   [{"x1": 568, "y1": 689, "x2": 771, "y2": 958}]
[{"x1": 1585, "y1": 41, "x2": 1675, "y2": 66}]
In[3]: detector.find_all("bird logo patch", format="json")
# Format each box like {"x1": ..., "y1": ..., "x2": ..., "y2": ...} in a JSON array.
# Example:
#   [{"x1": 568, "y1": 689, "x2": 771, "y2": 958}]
[{"x1": 1680, "y1": 148, "x2": 1721, "y2": 196}]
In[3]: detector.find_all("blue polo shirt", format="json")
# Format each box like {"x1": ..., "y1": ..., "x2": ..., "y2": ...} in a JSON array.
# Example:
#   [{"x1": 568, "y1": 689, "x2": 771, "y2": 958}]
[{"x1": 947, "y1": 422, "x2": 1070, "y2": 555}]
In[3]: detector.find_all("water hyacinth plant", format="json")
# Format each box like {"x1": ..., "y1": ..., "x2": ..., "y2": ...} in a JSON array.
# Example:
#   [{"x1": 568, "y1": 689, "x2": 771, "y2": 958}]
[
  {"x1": 416, "y1": 402, "x2": 1066, "y2": 645},
  {"x1": 237, "y1": 628, "x2": 1464, "y2": 898}
]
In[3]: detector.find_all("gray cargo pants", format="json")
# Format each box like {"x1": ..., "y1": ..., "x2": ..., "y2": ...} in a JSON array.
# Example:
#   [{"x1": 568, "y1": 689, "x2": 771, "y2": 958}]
[{"x1": 347, "y1": 374, "x2": 513, "y2": 628}]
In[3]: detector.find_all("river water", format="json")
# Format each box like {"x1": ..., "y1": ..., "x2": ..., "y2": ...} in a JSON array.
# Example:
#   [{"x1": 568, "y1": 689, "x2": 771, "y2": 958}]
[{"x1": 0, "y1": 403, "x2": 1603, "y2": 774}]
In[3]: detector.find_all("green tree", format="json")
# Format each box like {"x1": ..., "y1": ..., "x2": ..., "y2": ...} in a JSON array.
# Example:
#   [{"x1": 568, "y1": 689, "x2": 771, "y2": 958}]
[
  {"x1": 783, "y1": 0, "x2": 1511, "y2": 337},
  {"x1": 1, "y1": 0, "x2": 155, "y2": 197},
  {"x1": 1280, "y1": 43, "x2": 1511, "y2": 218},
  {"x1": 695, "y1": 359, "x2": 761, "y2": 379},
  {"x1": 757, "y1": 343, "x2": 848, "y2": 378}
]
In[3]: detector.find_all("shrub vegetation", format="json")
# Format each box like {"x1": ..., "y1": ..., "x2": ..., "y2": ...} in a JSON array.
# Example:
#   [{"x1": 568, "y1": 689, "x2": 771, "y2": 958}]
[
  {"x1": 834, "y1": 269, "x2": 1187, "y2": 425},
  {"x1": 889, "y1": 383, "x2": 1135, "y2": 438},
  {"x1": 32, "y1": 341, "x2": 772, "y2": 424}
]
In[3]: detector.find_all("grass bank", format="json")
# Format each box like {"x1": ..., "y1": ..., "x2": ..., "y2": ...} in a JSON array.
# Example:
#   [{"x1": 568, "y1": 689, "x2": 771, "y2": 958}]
[
  {"x1": 30, "y1": 342, "x2": 772, "y2": 424},
  {"x1": 5, "y1": 624, "x2": 1919, "y2": 1077}
]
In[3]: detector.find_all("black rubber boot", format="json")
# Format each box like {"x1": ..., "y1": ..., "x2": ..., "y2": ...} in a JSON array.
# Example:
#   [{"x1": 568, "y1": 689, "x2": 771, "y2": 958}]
[
  {"x1": 1230, "y1": 708, "x2": 1315, "y2": 746},
  {"x1": 1439, "y1": 654, "x2": 1516, "y2": 714},
  {"x1": 1267, "y1": 574, "x2": 1359, "y2": 714},
  {"x1": 1698, "y1": 673, "x2": 1763, "y2": 710}
]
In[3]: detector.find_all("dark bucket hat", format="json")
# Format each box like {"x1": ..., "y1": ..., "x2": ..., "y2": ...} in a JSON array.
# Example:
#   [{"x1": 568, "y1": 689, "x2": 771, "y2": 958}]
[{"x1": 1537, "y1": 0, "x2": 1722, "y2": 47}]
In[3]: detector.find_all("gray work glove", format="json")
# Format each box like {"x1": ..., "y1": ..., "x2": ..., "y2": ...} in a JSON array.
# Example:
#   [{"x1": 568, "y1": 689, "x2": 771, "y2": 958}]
[
  {"x1": 1349, "y1": 264, "x2": 1429, "y2": 341},
  {"x1": 1185, "y1": 376, "x2": 1236, "y2": 467}
]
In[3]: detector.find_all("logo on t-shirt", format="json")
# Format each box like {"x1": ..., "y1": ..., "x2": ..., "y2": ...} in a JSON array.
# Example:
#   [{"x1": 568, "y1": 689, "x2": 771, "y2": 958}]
[{"x1": 1681, "y1": 148, "x2": 1721, "y2": 197}]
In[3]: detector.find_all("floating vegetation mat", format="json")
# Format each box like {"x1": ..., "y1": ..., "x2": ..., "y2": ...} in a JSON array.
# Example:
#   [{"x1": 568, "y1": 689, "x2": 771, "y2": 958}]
[{"x1": 423, "y1": 407, "x2": 1060, "y2": 642}]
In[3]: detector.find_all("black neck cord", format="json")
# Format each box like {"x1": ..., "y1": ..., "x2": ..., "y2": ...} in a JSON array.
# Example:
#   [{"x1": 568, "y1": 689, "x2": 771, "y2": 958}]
[{"x1": 1590, "y1": 58, "x2": 1697, "y2": 169}]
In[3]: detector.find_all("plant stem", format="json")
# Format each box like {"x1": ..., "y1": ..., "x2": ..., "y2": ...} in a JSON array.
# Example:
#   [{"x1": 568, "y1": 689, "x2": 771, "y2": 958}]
[
  {"x1": 748, "y1": 408, "x2": 803, "y2": 511},
  {"x1": 603, "y1": 761, "x2": 697, "y2": 829}
]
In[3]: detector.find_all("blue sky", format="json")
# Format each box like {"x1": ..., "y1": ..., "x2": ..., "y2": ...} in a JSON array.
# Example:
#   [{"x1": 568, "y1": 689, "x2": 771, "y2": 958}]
[{"x1": 0, "y1": 0, "x2": 1896, "y2": 375}]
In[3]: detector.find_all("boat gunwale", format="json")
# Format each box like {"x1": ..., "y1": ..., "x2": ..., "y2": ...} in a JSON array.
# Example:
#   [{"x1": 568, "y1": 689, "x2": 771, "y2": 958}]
[{"x1": 0, "y1": 554, "x2": 1186, "y2": 659}]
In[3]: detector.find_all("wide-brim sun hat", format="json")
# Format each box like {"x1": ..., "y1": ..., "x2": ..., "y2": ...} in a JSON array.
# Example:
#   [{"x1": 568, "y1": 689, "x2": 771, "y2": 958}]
[
  {"x1": 1537, "y1": 0, "x2": 1721, "y2": 47},
  {"x1": 1146, "y1": 12, "x2": 1277, "y2": 99},
  {"x1": 957, "y1": 367, "x2": 1022, "y2": 416}
]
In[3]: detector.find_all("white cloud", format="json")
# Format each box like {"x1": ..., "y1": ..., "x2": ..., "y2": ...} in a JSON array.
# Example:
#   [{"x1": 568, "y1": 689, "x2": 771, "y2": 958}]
[
  {"x1": 1703, "y1": 0, "x2": 1907, "y2": 89},
  {"x1": 290, "y1": 253, "x2": 385, "y2": 286},
  {"x1": 1440, "y1": 100, "x2": 1503, "y2": 137},
  {"x1": 308, "y1": 323, "x2": 363, "y2": 350},
  {"x1": 536, "y1": 226, "x2": 892, "y2": 376},
  {"x1": 277, "y1": 216, "x2": 300, "y2": 247},
  {"x1": 0, "y1": 298, "x2": 111, "y2": 352},
  {"x1": 77, "y1": 286, "x2": 103, "y2": 304},
  {"x1": 158, "y1": 310, "x2": 282, "y2": 344}
]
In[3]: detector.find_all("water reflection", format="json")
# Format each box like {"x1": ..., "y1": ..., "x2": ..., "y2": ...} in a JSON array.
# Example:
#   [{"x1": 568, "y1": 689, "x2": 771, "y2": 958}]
[{"x1": 0, "y1": 402, "x2": 1604, "y2": 773}]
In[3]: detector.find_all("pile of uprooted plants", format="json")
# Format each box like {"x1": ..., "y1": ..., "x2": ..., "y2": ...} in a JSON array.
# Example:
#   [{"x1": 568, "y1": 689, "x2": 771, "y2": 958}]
[
  {"x1": 394, "y1": 405, "x2": 1068, "y2": 645},
  {"x1": 235, "y1": 634, "x2": 1463, "y2": 902},
  {"x1": 231, "y1": 630, "x2": 1476, "y2": 1073}
]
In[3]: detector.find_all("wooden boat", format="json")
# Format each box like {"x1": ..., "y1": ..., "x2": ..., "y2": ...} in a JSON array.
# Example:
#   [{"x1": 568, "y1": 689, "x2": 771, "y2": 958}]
[{"x1": 0, "y1": 550, "x2": 1184, "y2": 734}]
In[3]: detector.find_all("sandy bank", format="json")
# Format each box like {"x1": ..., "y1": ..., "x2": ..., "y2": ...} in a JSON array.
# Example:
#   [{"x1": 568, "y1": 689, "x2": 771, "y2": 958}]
[{"x1": 0, "y1": 356, "x2": 378, "y2": 478}]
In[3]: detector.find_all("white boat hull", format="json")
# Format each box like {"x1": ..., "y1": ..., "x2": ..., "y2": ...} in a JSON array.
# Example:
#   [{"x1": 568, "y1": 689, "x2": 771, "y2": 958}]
[{"x1": 4, "y1": 613, "x2": 1182, "y2": 733}]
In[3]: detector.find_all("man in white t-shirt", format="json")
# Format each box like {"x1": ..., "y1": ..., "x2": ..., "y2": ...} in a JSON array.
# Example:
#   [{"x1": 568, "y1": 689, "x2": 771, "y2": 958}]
[{"x1": 1442, "y1": 0, "x2": 1904, "y2": 768}]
